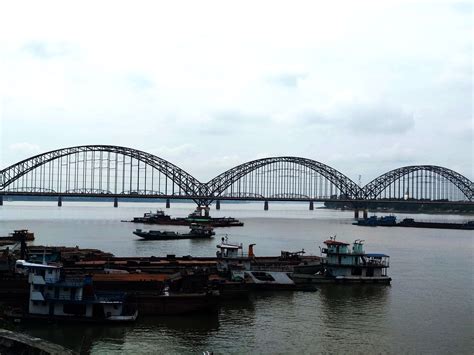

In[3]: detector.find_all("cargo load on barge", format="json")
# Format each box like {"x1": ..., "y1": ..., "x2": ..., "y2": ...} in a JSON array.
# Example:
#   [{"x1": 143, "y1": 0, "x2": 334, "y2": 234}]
[
  {"x1": 133, "y1": 224, "x2": 215, "y2": 240},
  {"x1": 127, "y1": 206, "x2": 244, "y2": 227},
  {"x1": 354, "y1": 216, "x2": 474, "y2": 230}
]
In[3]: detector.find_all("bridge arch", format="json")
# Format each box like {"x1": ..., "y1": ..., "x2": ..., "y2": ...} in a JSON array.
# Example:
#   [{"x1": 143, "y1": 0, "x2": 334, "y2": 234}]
[
  {"x1": 0, "y1": 145, "x2": 201, "y2": 197},
  {"x1": 204, "y1": 157, "x2": 362, "y2": 202},
  {"x1": 362, "y1": 165, "x2": 473, "y2": 201}
]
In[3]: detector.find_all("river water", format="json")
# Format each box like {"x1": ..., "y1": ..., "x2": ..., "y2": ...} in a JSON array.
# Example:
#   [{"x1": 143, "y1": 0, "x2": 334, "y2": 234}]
[{"x1": 0, "y1": 201, "x2": 472, "y2": 354}]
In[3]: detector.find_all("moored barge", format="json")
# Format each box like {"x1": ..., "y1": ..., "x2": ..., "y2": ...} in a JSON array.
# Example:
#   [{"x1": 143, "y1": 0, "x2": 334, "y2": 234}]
[
  {"x1": 292, "y1": 238, "x2": 391, "y2": 284},
  {"x1": 133, "y1": 224, "x2": 215, "y2": 240},
  {"x1": 128, "y1": 207, "x2": 244, "y2": 227}
]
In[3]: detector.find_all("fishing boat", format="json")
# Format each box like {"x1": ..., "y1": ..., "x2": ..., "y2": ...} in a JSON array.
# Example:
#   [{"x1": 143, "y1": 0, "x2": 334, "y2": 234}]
[{"x1": 133, "y1": 224, "x2": 215, "y2": 240}]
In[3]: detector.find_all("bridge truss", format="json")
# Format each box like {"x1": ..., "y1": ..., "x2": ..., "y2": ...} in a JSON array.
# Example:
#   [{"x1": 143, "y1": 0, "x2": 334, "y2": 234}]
[{"x1": 0, "y1": 145, "x2": 472, "y2": 205}]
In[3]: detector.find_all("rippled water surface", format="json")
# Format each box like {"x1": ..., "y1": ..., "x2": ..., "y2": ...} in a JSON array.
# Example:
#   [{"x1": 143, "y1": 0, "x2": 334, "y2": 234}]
[{"x1": 1, "y1": 201, "x2": 472, "y2": 354}]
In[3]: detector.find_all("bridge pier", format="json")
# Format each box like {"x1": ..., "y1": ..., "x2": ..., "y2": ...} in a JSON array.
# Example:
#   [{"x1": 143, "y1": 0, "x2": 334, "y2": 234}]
[
  {"x1": 216, "y1": 200, "x2": 220, "y2": 210},
  {"x1": 57, "y1": 196, "x2": 62, "y2": 207},
  {"x1": 0, "y1": 195, "x2": 3, "y2": 206},
  {"x1": 264, "y1": 201, "x2": 269, "y2": 211},
  {"x1": 354, "y1": 209, "x2": 359, "y2": 219},
  {"x1": 114, "y1": 197, "x2": 118, "y2": 208},
  {"x1": 166, "y1": 199, "x2": 170, "y2": 208},
  {"x1": 363, "y1": 209, "x2": 368, "y2": 219},
  {"x1": 309, "y1": 201, "x2": 314, "y2": 210}
]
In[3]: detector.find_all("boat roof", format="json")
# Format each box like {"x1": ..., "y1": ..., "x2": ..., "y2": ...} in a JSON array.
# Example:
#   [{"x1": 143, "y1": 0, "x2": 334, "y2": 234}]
[
  {"x1": 16, "y1": 260, "x2": 61, "y2": 269},
  {"x1": 365, "y1": 253, "x2": 389, "y2": 257},
  {"x1": 217, "y1": 243, "x2": 241, "y2": 249},
  {"x1": 324, "y1": 240, "x2": 349, "y2": 246}
]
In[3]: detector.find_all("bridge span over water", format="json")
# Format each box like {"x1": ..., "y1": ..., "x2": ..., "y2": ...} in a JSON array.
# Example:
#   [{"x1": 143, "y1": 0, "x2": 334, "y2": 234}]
[{"x1": 0, "y1": 145, "x2": 472, "y2": 211}]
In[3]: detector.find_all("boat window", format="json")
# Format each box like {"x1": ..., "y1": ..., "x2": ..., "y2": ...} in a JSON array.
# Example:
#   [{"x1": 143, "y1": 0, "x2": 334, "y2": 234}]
[
  {"x1": 366, "y1": 268, "x2": 374, "y2": 277},
  {"x1": 351, "y1": 267, "x2": 362, "y2": 276}
]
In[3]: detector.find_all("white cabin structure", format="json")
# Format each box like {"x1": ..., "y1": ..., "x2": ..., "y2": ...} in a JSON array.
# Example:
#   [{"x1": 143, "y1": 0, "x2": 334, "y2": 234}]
[{"x1": 15, "y1": 260, "x2": 137, "y2": 321}]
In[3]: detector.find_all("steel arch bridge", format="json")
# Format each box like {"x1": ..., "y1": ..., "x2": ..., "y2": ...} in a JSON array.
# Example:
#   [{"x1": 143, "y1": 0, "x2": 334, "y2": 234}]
[
  {"x1": 0, "y1": 145, "x2": 473, "y2": 206},
  {"x1": 362, "y1": 165, "x2": 474, "y2": 201},
  {"x1": 201, "y1": 157, "x2": 362, "y2": 205},
  {"x1": 0, "y1": 145, "x2": 202, "y2": 200}
]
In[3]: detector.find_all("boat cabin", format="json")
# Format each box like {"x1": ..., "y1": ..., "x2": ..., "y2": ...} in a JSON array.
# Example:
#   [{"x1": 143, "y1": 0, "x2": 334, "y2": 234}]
[
  {"x1": 216, "y1": 238, "x2": 252, "y2": 272},
  {"x1": 15, "y1": 260, "x2": 136, "y2": 321},
  {"x1": 321, "y1": 239, "x2": 390, "y2": 282}
]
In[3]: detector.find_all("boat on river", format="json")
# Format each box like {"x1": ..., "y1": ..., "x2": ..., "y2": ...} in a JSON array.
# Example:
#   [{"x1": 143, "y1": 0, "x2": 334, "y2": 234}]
[
  {"x1": 354, "y1": 216, "x2": 474, "y2": 230},
  {"x1": 215, "y1": 238, "x2": 318, "y2": 291},
  {"x1": 395, "y1": 218, "x2": 474, "y2": 230},
  {"x1": 128, "y1": 207, "x2": 244, "y2": 227},
  {"x1": 133, "y1": 224, "x2": 215, "y2": 240},
  {"x1": 293, "y1": 238, "x2": 391, "y2": 284},
  {"x1": 353, "y1": 215, "x2": 397, "y2": 226},
  {"x1": 6, "y1": 260, "x2": 138, "y2": 323}
]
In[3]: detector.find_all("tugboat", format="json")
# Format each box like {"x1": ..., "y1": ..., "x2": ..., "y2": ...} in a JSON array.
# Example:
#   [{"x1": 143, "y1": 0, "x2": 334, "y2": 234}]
[
  {"x1": 6, "y1": 260, "x2": 138, "y2": 323},
  {"x1": 321, "y1": 238, "x2": 391, "y2": 283},
  {"x1": 133, "y1": 224, "x2": 215, "y2": 240}
]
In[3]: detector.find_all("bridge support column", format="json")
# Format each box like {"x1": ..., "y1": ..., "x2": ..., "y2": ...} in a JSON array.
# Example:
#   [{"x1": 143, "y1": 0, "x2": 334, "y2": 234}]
[
  {"x1": 58, "y1": 196, "x2": 62, "y2": 207},
  {"x1": 0, "y1": 195, "x2": 3, "y2": 206},
  {"x1": 309, "y1": 201, "x2": 314, "y2": 210},
  {"x1": 216, "y1": 200, "x2": 220, "y2": 210},
  {"x1": 166, "y1": 199, "x2": 170, "y2": 208},
  {"x1": 114, "y1": 197, "x2": 118, "y2": 208},
  {"x1": 363, "y1": 209, "x2": 368, "y2": 219},
  {"x1": 264, "y1": 201, "x2": 269, "y2": 211},
  {"x1": 354, "y1": 209, "x2": 359, "y2": 219}
]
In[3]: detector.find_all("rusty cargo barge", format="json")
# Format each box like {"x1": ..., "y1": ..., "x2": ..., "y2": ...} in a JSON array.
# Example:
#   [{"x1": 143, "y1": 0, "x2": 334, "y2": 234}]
[{"x1": 127, "y1": 207, "x2": 244, "y2": 227}]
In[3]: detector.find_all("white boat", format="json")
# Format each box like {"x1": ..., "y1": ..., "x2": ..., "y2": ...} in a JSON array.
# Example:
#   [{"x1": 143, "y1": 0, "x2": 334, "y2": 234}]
[
  {"x1": 8, "y1": 260, "x2": 138, "y2": 323},
  {"x1": 320, "y1": 238, "x2": 391, "y2": 284}
]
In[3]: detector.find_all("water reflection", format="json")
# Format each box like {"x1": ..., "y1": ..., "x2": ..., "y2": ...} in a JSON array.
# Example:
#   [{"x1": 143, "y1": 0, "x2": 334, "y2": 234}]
[
  {"x1": 16, "y1": 322, "x2": 131, "y2": 354},
  {"x1": 317, "y1": 285, "x2": 393, "y2": 352}
]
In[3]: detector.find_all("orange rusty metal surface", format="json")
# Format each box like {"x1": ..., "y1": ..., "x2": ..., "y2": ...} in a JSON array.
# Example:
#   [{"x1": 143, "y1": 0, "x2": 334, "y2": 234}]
[{"x1": 92, "y1": 273, "x2": 170, "y2": 282}]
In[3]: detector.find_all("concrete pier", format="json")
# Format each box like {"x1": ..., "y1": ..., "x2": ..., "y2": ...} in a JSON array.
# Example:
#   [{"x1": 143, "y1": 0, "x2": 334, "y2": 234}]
[
  {"x1": 58, "y1": 196, "x2": 62, "y2": 207},
  {"x1": 264, "y1": 201, "x2": 269, "y2": 210},
  {"x1": 166, "y1": 199, "x2": 170, "y2": 208},
  {"x1": 216, "y1": 200, "x2": 221, "y2": 210},
  {"x1": 363, "y1": 209, "x2": 368, "y2": 219},
  {"x1": 309, "y1": 201, "x2": 314, "y2": 210},
  {"x1": 114, "y1": 197, "x2": 118, "y2": 208},
  {"x1": 354, "y1": 209, "x2": 359, "y2": 219}
]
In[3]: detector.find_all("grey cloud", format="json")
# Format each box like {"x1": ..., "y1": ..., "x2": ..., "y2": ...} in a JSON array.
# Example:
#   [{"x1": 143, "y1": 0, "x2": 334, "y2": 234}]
[
  {"x1": 127, "y1": 73, "x2": 154, "y2": 90},
  {"x1": 284, "y1": 103, "x2": 415, "y2": 135},
  {"x1": 22, "y1": 41, "x2": 73, "y2": 59},
  {"x1": 294, "y1": 110, "x2": 331, "y2": 126},
  {"x1": 345, "y1": 104, "x2": 415, "y2": 135},
  {"x1": 199, "y1": 110, "x2": 268, "y2": 135},
  {"x1": 450, "y1": 1, "x2": 472, "y2": 14},
  {"x1": 267, "y1": 72, "x2": 308, "y2": 88}
]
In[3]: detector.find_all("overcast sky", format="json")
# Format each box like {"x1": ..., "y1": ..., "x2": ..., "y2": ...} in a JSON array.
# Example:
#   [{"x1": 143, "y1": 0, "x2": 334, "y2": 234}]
[{"x1": 0, "y1": 0, "x2": 472, "y2": 183}]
